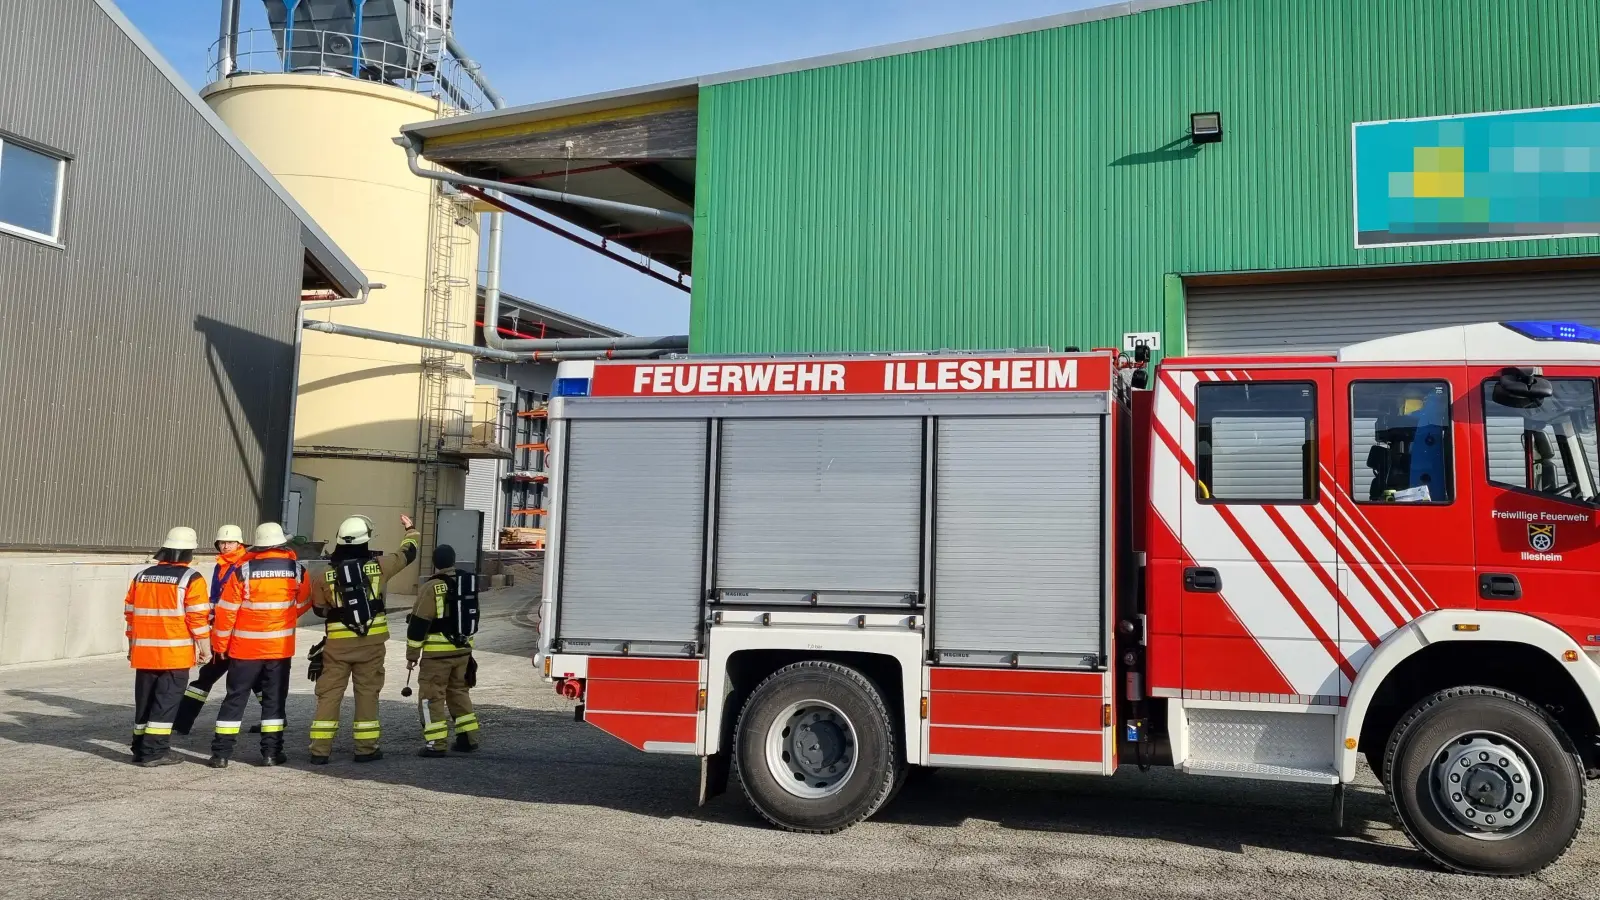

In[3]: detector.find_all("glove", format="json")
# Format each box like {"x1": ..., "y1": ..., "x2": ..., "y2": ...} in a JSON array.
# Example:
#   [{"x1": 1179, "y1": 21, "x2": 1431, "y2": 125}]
[
  {"x1": 465, "y1": 655, "x2": 478, "y2": 689},
  {"x1": 306, "y1": 638, "x2": 326, "y2": 682},
  {"x1": 196, "y1": 641, "x2": 213, "y2": 665}
]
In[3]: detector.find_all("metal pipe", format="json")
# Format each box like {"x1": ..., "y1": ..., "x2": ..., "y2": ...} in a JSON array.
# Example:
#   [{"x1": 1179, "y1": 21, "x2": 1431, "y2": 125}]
[
  {"x1": 462, "y1": 186, "x2": 690, "y2": 294},
  {"x1": 302, "y1": 280, "x2": 383, "y2": 311},
  {"x1": 217, "y1": 0, "x2": 240, "y2": 77},
  {"x1": 304, "y1": 320, "x2": 679, "y2": 361},
  {"x1": 445, "y1": 32, "x2": 505, "y2": 109},
  {"x1": 394, "y1": 136, "x2": 694, "y2": 227},
  {"x1": 283, "y1": 0, "x2": 300, "y2": 52}
]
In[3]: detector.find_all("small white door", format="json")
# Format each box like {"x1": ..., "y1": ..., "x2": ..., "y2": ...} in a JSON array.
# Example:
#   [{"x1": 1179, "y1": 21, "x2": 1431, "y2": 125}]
[{"x1": 285, "y1": 491, "x2": 303, "y2": 538}]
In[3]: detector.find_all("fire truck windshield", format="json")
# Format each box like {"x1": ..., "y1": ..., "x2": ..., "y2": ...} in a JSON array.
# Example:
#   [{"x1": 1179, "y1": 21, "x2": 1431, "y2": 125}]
[{"x1": 1484, "y1": 379, "x2": 1600, "y2": 504}]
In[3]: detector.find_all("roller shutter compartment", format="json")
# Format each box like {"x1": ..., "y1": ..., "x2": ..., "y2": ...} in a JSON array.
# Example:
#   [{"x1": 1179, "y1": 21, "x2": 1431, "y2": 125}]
[
  {"x1": 933, "y1": 416, "x2": 1105, "y2": 668},
  {"x1": 557, "y1": 419, "x2": 707, "y2": 653},
  {"x1": 716, "y1": 418, "x2": 922, "y2": 605}
]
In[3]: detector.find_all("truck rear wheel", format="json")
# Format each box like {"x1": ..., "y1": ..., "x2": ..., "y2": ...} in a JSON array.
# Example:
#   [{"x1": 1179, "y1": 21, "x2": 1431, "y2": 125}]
[
  {"x1": 733, "y1": 661, "x2": 898, "y2": 834},
  {"x1": 1383, "y1": 686, "x2": 1585, "y2": 876}
]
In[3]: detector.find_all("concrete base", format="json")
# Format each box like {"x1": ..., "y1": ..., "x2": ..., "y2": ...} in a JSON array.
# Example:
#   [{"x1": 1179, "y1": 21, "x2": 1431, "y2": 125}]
[{"x1": 0, "y1": 553, "x2": 230, "y2": 666}]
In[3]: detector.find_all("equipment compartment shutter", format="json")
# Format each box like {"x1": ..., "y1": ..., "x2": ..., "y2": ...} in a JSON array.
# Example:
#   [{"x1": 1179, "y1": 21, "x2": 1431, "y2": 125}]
[
  {"x1": 463, "y1": 458, "x2": 501, "y2": 550},
  {"x1": 1186, "y1": 271, "x2": 1600, "y2": 355},
  {"x1": 558, "y1": 419, "x2": 706, "y2": 648},
  {"x1": 717, "y1": 418, "x2": 921, "y2": 604},
  {"x1": 934, "y1": 416, "x2": 1103, "y2": 666}
]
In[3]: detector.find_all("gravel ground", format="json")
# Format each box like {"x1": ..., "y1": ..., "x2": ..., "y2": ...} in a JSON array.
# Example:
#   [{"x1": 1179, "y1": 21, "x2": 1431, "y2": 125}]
[{"x1": 1, "y1": 584, "x2": 1596, "y2": 900}]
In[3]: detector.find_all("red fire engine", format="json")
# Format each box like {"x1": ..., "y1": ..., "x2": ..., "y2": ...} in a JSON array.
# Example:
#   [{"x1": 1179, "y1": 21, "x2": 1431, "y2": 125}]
[{"x1": 536, "y1": 321, "x2": 1600, "y2": 876}]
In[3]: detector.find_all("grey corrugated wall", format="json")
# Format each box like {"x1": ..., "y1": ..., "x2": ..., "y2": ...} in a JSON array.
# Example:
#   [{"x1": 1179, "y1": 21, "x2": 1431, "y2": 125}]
[{"x1": 0, "y1": 0, "x2": 302, "y2": 550}]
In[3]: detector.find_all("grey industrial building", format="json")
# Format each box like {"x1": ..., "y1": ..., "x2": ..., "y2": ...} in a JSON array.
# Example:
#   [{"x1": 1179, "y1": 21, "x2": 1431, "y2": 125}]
[{"x1": 0, "y1": 0, "x2": 366, "y2": 664}]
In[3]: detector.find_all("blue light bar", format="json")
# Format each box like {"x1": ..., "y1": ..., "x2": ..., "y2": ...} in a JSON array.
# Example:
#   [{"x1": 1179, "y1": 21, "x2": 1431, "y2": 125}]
[
  {"x1": 1502, "y1": 321, "x2": 1600, "y2": 344},
  {"x1": 554, "y1": 377, "x2": 591, "y2": 397}
]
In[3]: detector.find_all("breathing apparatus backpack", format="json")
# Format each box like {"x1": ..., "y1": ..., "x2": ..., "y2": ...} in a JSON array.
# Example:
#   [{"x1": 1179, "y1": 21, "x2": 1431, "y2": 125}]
[
  {"x1": 439, "y1": 571, "x2": 480, "y2": 648},
  {"x1": 326, "y1": 557, "x2": 383, "y2": 637}
]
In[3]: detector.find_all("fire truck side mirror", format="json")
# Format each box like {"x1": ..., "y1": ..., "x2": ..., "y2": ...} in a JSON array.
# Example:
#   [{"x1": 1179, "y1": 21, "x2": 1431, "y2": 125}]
[
  {"x1": 1131, "y1": 369, "x2": 1149, "y2": 390},
  {"x1": 1492, "y1": 366, "x2": 1554, "y2": 409}
]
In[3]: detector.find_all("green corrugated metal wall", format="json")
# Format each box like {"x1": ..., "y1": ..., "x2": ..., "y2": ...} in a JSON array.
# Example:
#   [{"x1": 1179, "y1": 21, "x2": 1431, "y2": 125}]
[{"x1": 689, "y1": 0, "x2": 1600, "y2": 354}]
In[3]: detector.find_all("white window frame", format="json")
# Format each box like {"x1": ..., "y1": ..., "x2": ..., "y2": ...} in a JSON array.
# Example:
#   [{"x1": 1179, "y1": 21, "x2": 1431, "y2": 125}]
[{"x1": 0, "y1": 136, "x2": 67, "y2": 245}]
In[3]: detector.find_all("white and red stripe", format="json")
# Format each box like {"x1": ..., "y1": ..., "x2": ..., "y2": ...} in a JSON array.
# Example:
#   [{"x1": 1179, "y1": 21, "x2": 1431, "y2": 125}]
[{"x1": 1152, "y1": 367, "x2": 1440, "y2": 697}]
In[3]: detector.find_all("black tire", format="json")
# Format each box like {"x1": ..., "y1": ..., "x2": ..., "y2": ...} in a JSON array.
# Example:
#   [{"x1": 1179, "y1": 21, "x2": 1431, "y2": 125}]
[
  {"x1": 732, "y1": 661, "x2": 899, "y2": 834},
  {"x1": 1383, "y1": 686, "x2": 1586, "y2": 877}
]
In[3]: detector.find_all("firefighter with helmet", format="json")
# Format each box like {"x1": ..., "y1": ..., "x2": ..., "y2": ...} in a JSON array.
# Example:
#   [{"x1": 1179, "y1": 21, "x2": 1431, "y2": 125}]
[
  {"x1": 125, "y1": 527, "x2": 213, "y2": 766},
  {"x1": 172, "y1": 524, "x2": 248, "y2": 735},
  {"x1": 307, "y1": 513, "x2": 419, "y2": 763},
  {"x1": 406, "y1": 544, "x2": 481, "y2": 756},
  {"x1": 209, "y1": 522, "x2": 311, "y2": 768}
]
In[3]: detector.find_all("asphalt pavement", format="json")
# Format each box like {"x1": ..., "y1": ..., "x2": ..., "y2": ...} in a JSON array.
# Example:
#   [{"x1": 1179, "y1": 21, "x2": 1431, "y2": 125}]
[{"x1": 1, "y1": 583, "x2": 1596, "y2": 900}]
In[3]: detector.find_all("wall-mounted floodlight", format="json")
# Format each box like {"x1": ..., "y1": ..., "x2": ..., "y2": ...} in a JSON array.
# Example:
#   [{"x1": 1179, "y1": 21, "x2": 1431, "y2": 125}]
[{"x1": 1190, "y1": 112, "x2": 1223, "y2": 144}]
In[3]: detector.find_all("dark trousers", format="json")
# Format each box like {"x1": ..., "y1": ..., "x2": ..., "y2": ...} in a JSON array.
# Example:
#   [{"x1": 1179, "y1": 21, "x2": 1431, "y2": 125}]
[
  {"x1": 211, "y1": 658, "x2": 290, "y2": 758},
  {"x1": 173, "y1": 655, "x2": 230, "y2": 734},
  {"x1": 133, "y1": 669, "x2": 187, "y2": 762}
]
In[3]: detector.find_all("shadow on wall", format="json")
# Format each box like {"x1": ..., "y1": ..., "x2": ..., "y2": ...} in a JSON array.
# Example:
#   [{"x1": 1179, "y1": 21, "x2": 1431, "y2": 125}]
[
  {"x1": 1110, "y1": 134, "x2": 1203, "y2": 167},
  {"x1": 192, "y1": 316, "x2": 296, "y2": 515}
]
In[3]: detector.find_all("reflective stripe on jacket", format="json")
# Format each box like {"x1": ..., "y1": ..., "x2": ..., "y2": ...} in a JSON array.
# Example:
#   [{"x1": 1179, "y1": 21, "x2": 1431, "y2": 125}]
[
  {"x1": 125, "y1": 563, "x2": 210, "y2": 669},
  {"x1": 212, "y1": 548, "x2": 311, "y2": 660}
]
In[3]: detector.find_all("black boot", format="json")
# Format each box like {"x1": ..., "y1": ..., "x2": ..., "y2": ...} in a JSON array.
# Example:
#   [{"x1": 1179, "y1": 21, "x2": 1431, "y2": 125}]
[
  {"x1": 453, "y1": 734, "x2": 479, "y2": 753},
  {"x1": 260, "y1": 752, "x2": 288, "y2": 767},
  {"x1": 308, "y1": 754, "x2": 330, "y2": 765},
  {"x1": 353, "y1": 749, "x2": 384, "y2": 763},
  {"x1": 417, "y1": 746, "x2": 448, "y2": 758},
  {"x1": 207, "y1": 755, "x2": 230, "y2": 769},
  {"x1": 137, "y1": 753, "x2": 183, "y2": 768}
]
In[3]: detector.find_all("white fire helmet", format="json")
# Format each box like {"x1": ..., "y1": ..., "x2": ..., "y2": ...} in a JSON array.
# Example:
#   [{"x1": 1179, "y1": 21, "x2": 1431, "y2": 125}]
[
  {"x1": 252, "y1": 522, "x2": 290, "y2": 548},
  {"x1": 215, "y1": 524, "x2": 244, "y2": 545},
  {"x1": 161, "y1": 527, "x2": 199, "y2": 551},
  {"x1": 337, "y1": 515, "x2": 375, "y2": 546}
]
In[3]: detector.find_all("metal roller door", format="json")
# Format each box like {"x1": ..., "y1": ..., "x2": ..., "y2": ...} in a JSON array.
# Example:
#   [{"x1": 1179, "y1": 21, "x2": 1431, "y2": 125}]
[
  {"x1": 1186, "y1": 270, "x2": 1600, "y2": 355},
  {"x1": 558, "y1": 419, "x2": 707, "y2": 652},
  {"x1": 463, "y1": 458, "x2": 502, "y2": 551},
  {"x1": 717, "y1": 418, "x2": 922, "y2": 605},
  {"x1": 933, "y1": 416, "x2": 1104, "y2": 668}
]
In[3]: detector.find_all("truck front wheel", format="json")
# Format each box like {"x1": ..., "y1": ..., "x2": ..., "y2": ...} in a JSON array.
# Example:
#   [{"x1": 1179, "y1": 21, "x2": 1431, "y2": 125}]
[
  {"x1": 1383, "y1": 686, "x2": 1586, "y2": 876},
  {"x1": 733, "y1": 661, "x2": 899, "y2": 834}
]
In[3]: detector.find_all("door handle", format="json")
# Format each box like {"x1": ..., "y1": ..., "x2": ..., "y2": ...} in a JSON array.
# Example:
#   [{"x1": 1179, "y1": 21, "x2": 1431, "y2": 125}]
[
  {"x1": 1479, "y1": 573, "x2": 1522, "y2": 601},
  {"x1": 1185, "y1": 567, "x2": 1222, "y2": 593}
]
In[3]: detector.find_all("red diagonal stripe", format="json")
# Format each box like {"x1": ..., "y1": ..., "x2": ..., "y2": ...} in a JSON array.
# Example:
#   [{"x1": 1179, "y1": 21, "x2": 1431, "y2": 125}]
[
  {"x1": 1261, "y1": 506, "x2": 1380, "y2": 647},
  {"x1": 1158, "y1": 369, "x2": 1196, "y2": 420},
  {"x1": 1151, "y1": 413, "x2": 1195, "y2": 479},
  {"x1": 1211, "y1": 504, "x2": 1358, "y2": 683},
  {"x1": 1302, "y1": 502, "x2": 1407, "y2": 629},
  {"x1": 1320, "y1": 470, "x2": 1432, "y2": 615}
]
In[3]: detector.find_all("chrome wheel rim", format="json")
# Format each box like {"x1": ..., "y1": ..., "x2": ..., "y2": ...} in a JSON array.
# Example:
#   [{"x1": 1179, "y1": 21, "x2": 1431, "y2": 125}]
[
  {"x1": 765, "y1": 699, "x2": 858, "y2": 799},
  {"x1": 1429, "y1": 731, "x2": 1542, "y2": 840}
]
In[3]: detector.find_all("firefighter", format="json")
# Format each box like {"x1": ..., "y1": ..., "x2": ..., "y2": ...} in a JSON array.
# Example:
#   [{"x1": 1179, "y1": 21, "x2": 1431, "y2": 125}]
[
  {"x1": 126, "y1": 527, "x2": 212, "y2": 767},
  {"x1": 307, "y1": 513, "x2": 420, "y2": 764},
  {"x1": 406, "y1": 544, "x2": 481, "y2": 756},
  {"x1": 172, "y1": 525, "x2": 247, "y2": 735},
  {"x1": 208, "y1": 522, "x2": 311, "y2": 768}
]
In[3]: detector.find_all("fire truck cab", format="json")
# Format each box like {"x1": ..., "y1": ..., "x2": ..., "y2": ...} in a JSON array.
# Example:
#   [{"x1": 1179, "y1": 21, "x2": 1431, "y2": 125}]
[{"x1": 536, "y1": 321, "x2": 1600, "y2": 877}]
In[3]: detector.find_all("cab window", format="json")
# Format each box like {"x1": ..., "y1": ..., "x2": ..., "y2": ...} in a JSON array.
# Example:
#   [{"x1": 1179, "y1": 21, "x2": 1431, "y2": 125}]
[
  {"x1": 1351, "y1": 381, "x2": 1453, "y2": 503},
  {"x1": 1483, "y1": 378, "x2": 1599, "y2": 504},
  {"x1": 1195, "y1": 381, "x2": 1317, "y2": 503}
]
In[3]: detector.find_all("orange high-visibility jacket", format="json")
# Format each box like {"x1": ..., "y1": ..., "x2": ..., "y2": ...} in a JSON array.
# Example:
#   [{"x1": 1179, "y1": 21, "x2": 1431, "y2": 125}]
[
  {"x1": 212, "y1": 548, "x2": 312, "y2": 660},
  {"x1": 124, "y1": 562, "x2": 211, "y2": 670}
]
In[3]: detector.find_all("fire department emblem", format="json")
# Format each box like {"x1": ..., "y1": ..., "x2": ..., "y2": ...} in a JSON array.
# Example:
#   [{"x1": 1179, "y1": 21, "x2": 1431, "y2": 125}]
[{"x1": 1528, "y1": 523, "x2": 1556, "y2": 552}]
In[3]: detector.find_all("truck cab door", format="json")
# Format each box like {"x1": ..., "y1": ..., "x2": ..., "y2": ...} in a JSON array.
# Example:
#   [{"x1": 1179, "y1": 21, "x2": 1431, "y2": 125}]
[
  {"x1": 1468, "y1": 368, "x2": 1600, "y2": 650},
  {"x1": 1332, "y1": 369, "x2": 1478, "y2": 668},
  {"x1": 1175, "y1": 365, "x2": 1347, "y2": 701}
]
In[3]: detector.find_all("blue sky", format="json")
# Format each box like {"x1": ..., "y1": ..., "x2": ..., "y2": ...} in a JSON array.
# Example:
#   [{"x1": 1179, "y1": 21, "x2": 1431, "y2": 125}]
[{"x1": 117, "y1": 0, "x2": 1096, "y2": 335}]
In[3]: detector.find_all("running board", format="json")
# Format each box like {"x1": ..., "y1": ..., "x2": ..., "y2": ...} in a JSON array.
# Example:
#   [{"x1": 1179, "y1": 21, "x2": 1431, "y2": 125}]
[{"x1": 1180, "y1": 759, "x2": 1340, "y2": 785}]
